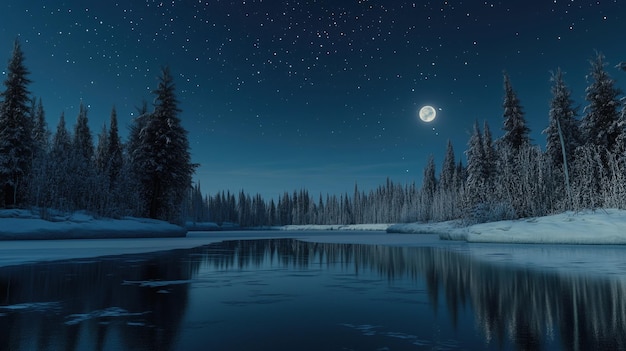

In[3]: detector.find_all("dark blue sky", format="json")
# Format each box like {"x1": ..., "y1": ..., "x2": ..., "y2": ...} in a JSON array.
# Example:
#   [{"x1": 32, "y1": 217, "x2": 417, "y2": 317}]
[{"x1": 1, "y1": 1, "x2": 625, "y2": 199}]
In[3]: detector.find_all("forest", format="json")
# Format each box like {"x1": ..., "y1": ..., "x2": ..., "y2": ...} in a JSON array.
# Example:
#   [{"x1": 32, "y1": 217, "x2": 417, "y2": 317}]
[
  {"x1": 0, "y1": 40, "x2": 195, "y2": 223},
  {"x1": 1, "y1": 38, "x2": 625, "y2": 227},
  {"x1": 185, "y1": 53, "x2": 626, "y2": 227}
]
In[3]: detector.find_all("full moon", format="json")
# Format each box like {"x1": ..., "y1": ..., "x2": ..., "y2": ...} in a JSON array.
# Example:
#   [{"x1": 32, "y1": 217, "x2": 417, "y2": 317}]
[{"x1": 419, "y1": 105, "x2": 437, "y2": 122}]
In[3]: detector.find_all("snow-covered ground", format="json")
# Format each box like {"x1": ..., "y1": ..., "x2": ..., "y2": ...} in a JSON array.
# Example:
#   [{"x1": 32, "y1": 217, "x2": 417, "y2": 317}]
[
  {"x1": 279, "y1": 223, "x2": 391, "y2": 231},
  {"x1": 0, "y1": 209, "x2": 186, "y2": 240},
  {"x1": 391, "y1": 209, "x2": 626, "y2": 244},
  {"x1": 2, "y1": 208, "x2": 626, "y2": 269}
]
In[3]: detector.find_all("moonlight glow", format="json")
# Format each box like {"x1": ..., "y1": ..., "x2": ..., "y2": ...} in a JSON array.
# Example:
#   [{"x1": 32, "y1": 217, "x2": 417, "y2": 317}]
[{"x1": 419, "y1": 105, "x2": 437, "y2": 122}]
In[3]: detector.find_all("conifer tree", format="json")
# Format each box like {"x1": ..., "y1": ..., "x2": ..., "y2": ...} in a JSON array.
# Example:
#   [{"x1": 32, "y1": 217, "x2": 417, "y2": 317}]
[
  {"x1": 544, "y1": 68, "x2": 580, "y2": 167},
  {"x1": 71, "y1": 102, "x2": 96, "y2": 210},
  {"x1": 32, "y1": 98, "x2": 49, "y2": 153},
  {"x1": 482, "y1": 121, "x2": 497, "y2": 184},
  {"x1": 51, "y1": 113, "x2": 71, "y2": 161},
  {"x1": 465, "y1": 121, "x2": 487, "y2": 208},
  {"x1": 73, "y1": 102, "x2": 94, "y2": 162},
  {"x1": 49, "y1": 113, "x2": 72, "y2": 210},
  {"x1": 132, "y1": 67, "x2": 196, "y2": 221},
  {"x1": 95, "y1": 124, "x2": 109, "y2": 172},
  {"x1": 439, "y1": 140, "x2": 456, "y2": 192},
  {"x1": 499, "y1": 72, "x2": 530, "y2": 152},
  {"x1": 420, "y1": 154, "x2": 437, "y2": 221},
  {"x1": 581, "y1": 52, "x2": 622, "y2": 151},
  {"x1": 106, "y1": 106, "x2": 123, "y2": 184},
  {"x1": 127, "y1": 100, "x2": 149, "y2": 162},
  {"x1": 0, "y1": 39, "x2": 32, "y2": 206},
  {"x1": 27, "y1": 97, "x2": 51, "y2": 208}
]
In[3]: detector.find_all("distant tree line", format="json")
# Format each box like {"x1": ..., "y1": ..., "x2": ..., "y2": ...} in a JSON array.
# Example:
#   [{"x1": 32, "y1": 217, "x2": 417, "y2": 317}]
[
  {"x1": 185, "y1": 52, "x2": 626, "y2": 226},
  {"x1": 0, "y1": 39, "x2": 195, "y2": 222}
]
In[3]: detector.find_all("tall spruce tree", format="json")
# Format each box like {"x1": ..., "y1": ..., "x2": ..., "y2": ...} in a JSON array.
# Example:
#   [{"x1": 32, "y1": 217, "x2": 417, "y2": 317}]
[
  {"x1": 73, "y1": 102, "x2": 94, "y2": 162},
  {"x1": 32, "y1": 98, "x2": 49, "y2": 153},
  {"x1": 439, "y1": 140, "x2": 456, "y2": 192},
  {"x1": 133, "y1": 67, "x2": 195, "y2": 221},
  {"x1": 95, "y1": 124, "x2": 109, "y2": 172},
  {"x1": 49, "y1": 113, "x2": 72, "y2": 210},
  {"x1": 581, "y1": 52, "x2": 622, "y2": 151},
  {"x1": 106, "y1": 106, "x2": 123, "y2": 184},
  {"x1": 0, "y1": 39, "x2": 33, "y2": 206},
  {"x1": 544, "y1": 68, "x2": 580, "y2": 167},
  {"x1": 70, "y1": 102, "x2": 96, "y2": 210},
  {"x1": 499, "y1": 72, "x2": 530, "y2": 152},
  {"x1": 28, "y1": 97, "x2": 51, "y2": 207},
  {"x1": 465, "y1": 121, "x2": 487, "y2": 207},
  {"x1": 420, "y1": 154, "x2": 436, "y2": 207},
  {"x1": 482, "y1": 121, "x2": 497, "y2": 184},
  {"x1": 51, "y1": 113, "x2": 71, "y2": 162},
  {"x1": 127, "y1": 100, "x2": 149, "y2": 161}
]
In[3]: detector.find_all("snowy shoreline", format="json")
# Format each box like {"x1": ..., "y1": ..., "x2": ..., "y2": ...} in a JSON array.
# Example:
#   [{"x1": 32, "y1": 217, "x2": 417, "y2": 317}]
[
  {"x1": 0, "y1": 209, "x2": 625, "y2": 269},
  {"x1": 389, "y1": 208, "x2": 626, "y2": 245},
  {"x1": 0, "y1": 209, "x2": 186, "y2": 240},
  {"x1": 2, "y1": 208, "x2": 626, "y2": 245},
  {"x1": 278, "y1": 209, "x2": 626, "y2": 245}
]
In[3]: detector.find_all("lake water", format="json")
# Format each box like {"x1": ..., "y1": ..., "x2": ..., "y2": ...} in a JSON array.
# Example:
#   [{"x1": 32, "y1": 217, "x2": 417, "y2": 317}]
[{"x1": 1, "y1": 232, "x2": 625, "y2": 350}]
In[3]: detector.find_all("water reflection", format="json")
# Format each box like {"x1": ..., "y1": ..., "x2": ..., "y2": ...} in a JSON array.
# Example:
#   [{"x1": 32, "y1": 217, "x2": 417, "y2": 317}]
[
  {"x1": 0, "y1": 239, "x2": 624, "y2": 350},
  {"x1": 0, "y1": 249, "x2": 197, "y2": 351}
]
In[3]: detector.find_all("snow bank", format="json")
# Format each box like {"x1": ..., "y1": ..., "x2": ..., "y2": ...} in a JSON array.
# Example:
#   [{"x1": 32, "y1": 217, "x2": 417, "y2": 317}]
[
  {"x1": 0, "y1": 209, "x2": 186, "y2": 240},
  {"x1": 279, "y1": 223, "x2": 391, "y2": 231},
  {"x1": 391, "y1": 209, "x2": 626, "y2": 244},
  {"x1": 461, "y1": 209, "x2": 626, "y2": 244}
]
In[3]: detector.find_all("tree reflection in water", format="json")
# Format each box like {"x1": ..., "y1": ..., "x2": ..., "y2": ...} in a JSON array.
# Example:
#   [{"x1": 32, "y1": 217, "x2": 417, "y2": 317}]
[{"x1": 0, "y1": 239, "x2": 624, "y2": 350}]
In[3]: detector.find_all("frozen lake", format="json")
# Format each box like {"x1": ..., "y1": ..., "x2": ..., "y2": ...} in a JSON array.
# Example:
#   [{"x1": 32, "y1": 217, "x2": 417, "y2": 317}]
[{"x1": 1, "y1": 231, "x2": 625, "y2": 350}]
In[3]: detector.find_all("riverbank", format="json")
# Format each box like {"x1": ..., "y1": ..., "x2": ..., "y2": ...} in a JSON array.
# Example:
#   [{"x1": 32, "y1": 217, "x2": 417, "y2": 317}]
[
  {"x1": 0, "y1": 209, "x2": 186, "y2": 240},
  {"x1": 3, "y1": 208, "x2": 626, "y2": 245},
  {"x1": 388, "y1": 208, "x2": 626, "y2": 244}
]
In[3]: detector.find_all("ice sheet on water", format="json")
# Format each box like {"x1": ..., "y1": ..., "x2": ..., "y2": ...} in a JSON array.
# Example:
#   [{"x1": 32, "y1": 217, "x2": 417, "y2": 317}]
[
  {"x1": 64, "y1": 307, "x2": 151, "y2": 325},
  {"x1": 0, "y1": 301, "x2": 61, "y2": 312},
  {"x1": 122, "y1": 279, "x2": 194, "y2": 287}
]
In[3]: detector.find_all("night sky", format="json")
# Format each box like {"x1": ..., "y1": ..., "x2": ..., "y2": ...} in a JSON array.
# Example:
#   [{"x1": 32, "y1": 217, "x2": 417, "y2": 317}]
[{"x1": 1, "y1": 1, "x2": 625, "y2": 199}]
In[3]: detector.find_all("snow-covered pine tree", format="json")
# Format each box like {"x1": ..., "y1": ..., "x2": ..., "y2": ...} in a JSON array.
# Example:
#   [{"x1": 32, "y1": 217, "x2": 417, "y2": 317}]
[
  {"x1": 541, "y1": 69, "x2": 580, "y2": 209},
  {"x1": 70, "y1": 102, "x2": 97, "y2": 210},
  {"x1": 27, "y1": 97, "x2": 51, "y2": 208},
  {"x1": 465, "y1": 121, "x2": 487, "y2": 207},
  {"x1": 133, "y1": 67, "x2": 196, "y2": 221},
  {"x1": 430, "y1": 141, "x2": 456, "y2": 222},
  {"x1": 581, "y1": 52, "x2": 622, "y2": 152},
  {"x1": 439, "y1": 140, "x2": 455, "y2": 192},
  {"x1": 615, "y1": 62, "x2": 626, "y2": 156},
  {"x1": 0, "y1": 39, "x2": 33, "y2": 206},
  {"x1": 268, "y1": 198, "x2": 277, "y2": 226},
  {"x1": 73, "y1": 103, "x2": 94, "y2": 161},
  {"x1": 32, "y1": 98, "x2": 49, "y2": 153},
  {"x1": 419, "y1": 154, "x2": 437, "y2": 221},
  {"x1": 93, "y1": 123, "x2": 114, "y2": 215},
  {"x1": 482, "y1": 121, "x2": 497, "y2": 188},
  {"x1": 453, "y1": 160, "x2": 466, "y2": 192},
  {"x1": 544, "y1": 68, "x2": 580, "y2": 167},
  {"x1": 106, "y1": 107, "x2": 123, "y2": 185},
  {"x1": 499, "y1": 72, "x2": 530, "y2": 152},
  {"x1": 123, "y1": 101, "x2": 151, "y2": 216},
  {"x1": 49, "y1": 113, "x2": 73, "y2": 210},
  {"x1": 51, "y1": 114, "x2": 71, "y2": 166},
  {"x1": 127, "y1": 101, "x2": 149, "y2": 159},
  {"x1": 95, "y1": 124, "x2": 109, "y2": 172}
]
